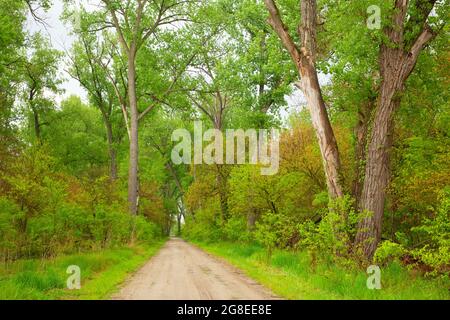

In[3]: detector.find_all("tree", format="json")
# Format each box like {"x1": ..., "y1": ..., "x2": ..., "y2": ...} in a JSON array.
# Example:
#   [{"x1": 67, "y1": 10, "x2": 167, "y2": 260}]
[
  {"x1": 66, "y1": 13, "x2": 126, "y2": 180},
  {"x1": 22, "y1": 33, "x2": 62, "y2": 143},
  {"x1": 220, "y1": 0, "x2": 296, "y2": 128},
  {"x1": 0, "y1": 0, "x2": 27, "y2": 148},
  {"x1": 264, "y1": 0, "x2": 447, "y2": 260},
  {"x1": 42, "y1": 96, "x2": 110, "y2": 176},
  {"x1": 355, "y1": 0, "x2": 448, "y2": 259},
  {"x1": 97, "y1": 0, "x2": 196, "y2": 217},
  {"x1": 263, "y1": 0, "x2": 344, "y2": 199},
  {"x1": 141, "y1": 112, "x2": 191, "y2": 235}
]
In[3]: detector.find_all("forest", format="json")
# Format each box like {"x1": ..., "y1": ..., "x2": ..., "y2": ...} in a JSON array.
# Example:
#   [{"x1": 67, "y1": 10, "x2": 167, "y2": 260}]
[{"x1": 0, "y1": 0, "x2": 449, "y2": 300}]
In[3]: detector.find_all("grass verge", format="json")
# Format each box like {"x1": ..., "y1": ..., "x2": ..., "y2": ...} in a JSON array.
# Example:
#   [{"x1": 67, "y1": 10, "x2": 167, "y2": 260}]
[
  {"x1": 0, "y1": 240, "x2": 166, "y2": 300},
  {"x1": 192, "y1": 241, "x2": 449, "y2": 300}
]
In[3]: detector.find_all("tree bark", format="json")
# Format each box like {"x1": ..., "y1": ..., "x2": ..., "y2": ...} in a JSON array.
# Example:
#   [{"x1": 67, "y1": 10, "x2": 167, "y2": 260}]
[
  {"x1": 355, "y1": 0, "x2": 438, "y2": 259},
  {"x1": 127, "y1": 51, "x2": 139, "y2": 216},
  {"x1": 264, "y1": 0, "x2": 344, "y2": 199},
  {"x1": 104, "y1": 118, "x2": 118, "y2": 180},
  {"x1": 352, "y1": 100, "x2": 374, "y2": 203},
  {"x1": 216, "y1": 164, "x2": 229, "y2": 224},
  {"x1": 31, "y1": 105, "x2": 41, "y2": 142},
  {"x1": 355, "y1": 79, "x2": 400, "y2": 258}
]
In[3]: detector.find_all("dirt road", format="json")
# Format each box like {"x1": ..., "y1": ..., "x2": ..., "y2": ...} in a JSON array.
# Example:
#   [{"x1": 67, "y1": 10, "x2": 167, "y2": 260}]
[{"x1": 113, "y1": 238, "x2": 278, "y2": 300}]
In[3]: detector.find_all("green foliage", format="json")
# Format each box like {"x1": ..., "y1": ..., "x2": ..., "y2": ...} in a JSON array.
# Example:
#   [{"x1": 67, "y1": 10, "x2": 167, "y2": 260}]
[
  {"x1": 374, "y1": 241, "x2": 406, "y2": 266},
  {"x1": 182, "y1": 210, "x2": 223, "y2": 243},
  {"x1": 42, "y1": 96, "x2": 109, "y2": 175},
  {"x1": 0, "y1": 242, "x2": 164, "y2": 300},
  {"x1": 0, "y1": 144, "x2": 162, "y2": 261},
  {"x1": 255, "y1": 211, "x2": 298, "y2": 258},
  {"x1": 375, "y1": 188, "x2": 450, "y2": 276},
  {"x1": 0, "y1": 0, "x2": 449, "y2": 300},
  {"x1": 410, "y1": 189, "x2": 450, "y2": 276},
  {"x1": 254, "y1": 212, "x2": 279, "y2": 259},
  {"x1": 223, "y1": 216, "x2": 252, "y2": 242},
  {"x1": 196, "y1": 241, "x2": 450, "y2": 300},
  {"x1": 297, "y1": 196, "x2": 358, "y2": 266}
]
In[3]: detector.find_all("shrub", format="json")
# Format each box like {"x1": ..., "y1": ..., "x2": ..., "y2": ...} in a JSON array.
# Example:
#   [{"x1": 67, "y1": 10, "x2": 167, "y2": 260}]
[
  {"x1": 298, "y1": 195, "x2": 358, "y2": 266},
  {"x1": 410, "y1": 188, "x2": 450, "y2": 276},
  {"x1": 182, "y1": 209, "x2": 223, "y2": 243},
  {"x1": 254, "y1": 211, "x2": 298, "y2": 259},
  {"x1": 0, "y1": 197, "x2": 20, "y2": 261},
  {"x1": 374, "y1": 240, "x2": 406, "y2": 266},
  {"x1": 0, "y1": 145, "x2": 164, "y2": 261},
  {"x1": 135, "y1": 216, "x2": 161, "y2": 241},
  {"x1": 223, "y1": 216, "x2": 252, "y2": 242}
]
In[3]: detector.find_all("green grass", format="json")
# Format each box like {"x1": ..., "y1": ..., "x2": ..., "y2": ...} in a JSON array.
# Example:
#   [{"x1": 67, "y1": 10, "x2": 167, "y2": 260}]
[
  {"x1": 192, "y1": 241, "x2": 450, "y2": 300},
  {"x1": 0, "y1": 240, "x2": 166, "y2": 300}
]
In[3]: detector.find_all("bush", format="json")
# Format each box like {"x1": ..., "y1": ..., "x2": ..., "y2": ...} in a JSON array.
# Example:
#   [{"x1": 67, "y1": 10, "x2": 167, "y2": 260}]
[
  {"x1": 410, "y1": 188, "x2": 450, "y2": 275},
  {"x1": 374, "y1": 240, "x2": 406, "y2": 266},
  {"x1": 223, "y1": 216, "x2": 252, "y2": 242},
  {"x1": 182, "y1": 209, "x2": 223, "y2": 242},
  {"x1": 0, "y1": 197, "x2": 20, "y2": 261},
  {"x1": 298, "y1": 195, "x2": 358, "y2": 266},
  {"x1": 0, "y1": 146, "x2": 164, "y2": 261},
  {"x1": 254, "y1": 211, "x2": 298, "y2": 259},
  {"x1": 135, "y1": 216, "x2": 161, "y2": 241}
]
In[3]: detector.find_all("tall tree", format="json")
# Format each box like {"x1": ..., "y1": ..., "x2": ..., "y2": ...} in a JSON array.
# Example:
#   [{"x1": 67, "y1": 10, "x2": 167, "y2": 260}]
[
  {"x1": 355, "y1": 0, "x2": 447, "y2": 259},
  {"x1": 263, "y1": 0, "x2": 344, "y2": 199},
  {"x1": 22, "y1": 34, "x2": 62, "y2": 143},
  {"x1": 185, "y1": 25, "x2": 245, "y2": 223},
  {"x1": 98, "y1": 0, "x2": 195, "y2": 217},
  {"x1": 65, "y1": 13, "x2": 125, "y2": 180}
]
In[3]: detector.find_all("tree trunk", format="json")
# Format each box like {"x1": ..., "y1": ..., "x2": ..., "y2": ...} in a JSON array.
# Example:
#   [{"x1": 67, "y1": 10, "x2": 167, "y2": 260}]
[
  {"x1": 127, "y1": 52, "x2": 139, "y2": 217},
  {"x1": 99, "y1": 109, "x2": 118, "y2": 181},
  {"x1": 298, "y1": 66, "x2": 343, "y2": 199},
  {"x1": 247, "y1": 209, "x2": 258, "y2": 231},
  {"x1": 31, "y1": 105, "x2": 41, "y2": 142},
  {"x1": 355, "y1": 78, "x2": 400, "y2": 259},
  {"x1": 352, "y1": 100, "x2": 374, "y2": 203},
  {"x1": 356, "y1": 41, "x2": 408, "y2": 258},
  {"x1": 355, "y1": 0, "x2": 437, "y2": 259},
  {"x1": 264, "y1": 0, "x2": 344, "y2": 199},
  {"x1": 105, "y1": 120, "x2": 118, "y2": 181},
  {"x1": 177, "y1": 212, "x2": 181, "y2": 235},
  {"x1": 297, "y1": 0, "x2": 343, "y2": 199},
  {"x1": 216, "y1": 164, "x2": 229, "y2": 224}
]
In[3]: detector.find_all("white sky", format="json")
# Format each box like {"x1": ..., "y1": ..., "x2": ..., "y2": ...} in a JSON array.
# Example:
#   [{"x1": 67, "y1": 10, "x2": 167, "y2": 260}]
[{"x1": 26, "y1": 0, "x2": 93, "y2": 104}]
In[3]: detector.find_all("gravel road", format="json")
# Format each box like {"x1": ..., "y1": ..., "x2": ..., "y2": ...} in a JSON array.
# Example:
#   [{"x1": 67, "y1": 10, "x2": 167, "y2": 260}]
[{"x1": 112, "y1": 238, "x2": 278, "y2": 300}]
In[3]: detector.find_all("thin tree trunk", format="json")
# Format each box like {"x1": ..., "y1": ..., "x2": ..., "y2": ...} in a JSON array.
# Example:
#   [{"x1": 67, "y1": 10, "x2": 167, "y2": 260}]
[
  {"x1": 165, "y1": 162, "x2": 184, "y2": 196},
  {"x1": 31, "y1": 105, "x2": 41, "y2": 142},
  {"x1": 98, "y1": 104, "x2": 118, "y2": 181},
  {"x1": 216, "y1": 164, "x2": 229, "y2": 224},
  {"x1": 105, "y1": 119, "x2": 118, "y2": 180},
  {"x1": 177, "y1": 212, "x2": 181, "y2": 235},
  {"x1": 247, "y1": 209, "x2": 258, "y2": 231},
  {"x1": 127, "y1": 52, "x2": 139, "y2": 217},
  {"x1": 352, "y1": 100, "x2": 374, "y2": 203}
]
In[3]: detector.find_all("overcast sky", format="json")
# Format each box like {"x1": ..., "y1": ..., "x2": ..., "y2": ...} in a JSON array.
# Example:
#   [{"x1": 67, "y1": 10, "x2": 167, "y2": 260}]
[{"x1": 26, "y1": 0, "x2": 92, "y2": 104}]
